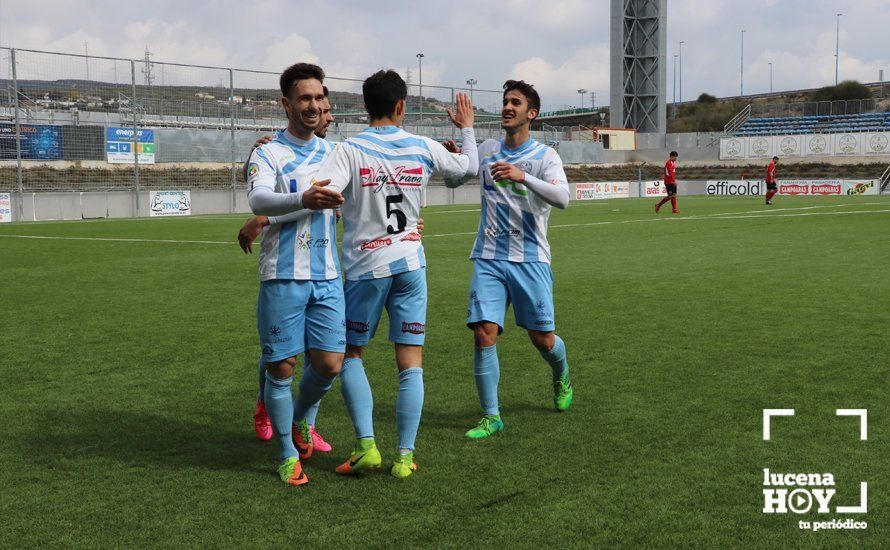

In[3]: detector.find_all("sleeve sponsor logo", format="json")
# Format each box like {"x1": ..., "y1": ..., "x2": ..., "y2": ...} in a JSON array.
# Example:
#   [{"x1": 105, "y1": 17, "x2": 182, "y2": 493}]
[
  {"x1": 401, "y1": 321, "x2": 425, "y2": 334},
  {"x1": 360, "y1": 237, "x2": 393, "y2": 251},
  {"x1": 247, "y1": 163, "x2": 259, "y2": 179},
  {"x1": 400, "y1": 232, "x2": 422, "y2": 242}
]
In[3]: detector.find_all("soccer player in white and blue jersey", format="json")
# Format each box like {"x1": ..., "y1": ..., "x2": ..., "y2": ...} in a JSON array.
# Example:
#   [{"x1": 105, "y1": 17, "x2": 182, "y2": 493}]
[
  {"x1": 313, "y1": 70, "x2": 478, "y2": 478},
  {"x1": 244, "y1": 62, "x2": 346, "y2": 486},
  {"x1": 446, "y1": 79, "x2": 573, "y2": 440}
]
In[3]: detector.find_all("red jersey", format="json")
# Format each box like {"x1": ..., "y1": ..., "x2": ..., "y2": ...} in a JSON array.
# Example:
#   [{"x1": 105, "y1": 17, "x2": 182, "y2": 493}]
[
  {"x1": 664, "y1": 159, "x2": 676, "y2": 184},
  {"x1": 766, "y1": 161, "x2": 776, "y2": 183}
]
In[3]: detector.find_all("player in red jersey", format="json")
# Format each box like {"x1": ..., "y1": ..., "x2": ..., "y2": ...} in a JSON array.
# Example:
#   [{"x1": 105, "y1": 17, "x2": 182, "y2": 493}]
[
  {"x1": 765, "y1": 156, "x2": 778, "y2": 205},
  {"x1": 655, "y1": 151, "x2": 680, "y2": 214}
]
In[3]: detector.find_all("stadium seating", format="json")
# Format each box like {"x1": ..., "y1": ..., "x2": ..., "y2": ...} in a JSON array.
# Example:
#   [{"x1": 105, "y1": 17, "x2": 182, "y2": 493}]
[{"x1": 734, "y1": 111, "x2": 890, "y2": 136}]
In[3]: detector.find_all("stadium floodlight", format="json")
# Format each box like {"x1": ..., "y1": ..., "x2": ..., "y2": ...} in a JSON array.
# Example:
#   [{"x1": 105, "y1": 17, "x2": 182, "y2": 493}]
[
  {"x1": 740, "y1": 30, "x2": 745, "y2": 96},
  {"x1": 577, "y1": 89, "x2": 587, "y2": 110},
  {"x1": 679, "y1": 41, "x2": 684, "y2": 103},
  {"x1": 416, "y1": 53, "x2": 424, "y2": 123},
  {"x1": 466, "y1": 78, "x2": 477, "y2": 104},
  {"x1": 768, "y1": 62, "x2": 773, "y2": 94},
  {"x1": 835, "y1": 13, "x2": 843, "y2": 85}
]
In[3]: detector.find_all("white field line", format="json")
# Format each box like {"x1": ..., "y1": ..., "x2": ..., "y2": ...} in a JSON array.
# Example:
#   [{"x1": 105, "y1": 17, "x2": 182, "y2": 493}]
[{"x1": 3, "y1": 207, "x2": 889, "y2": 246}]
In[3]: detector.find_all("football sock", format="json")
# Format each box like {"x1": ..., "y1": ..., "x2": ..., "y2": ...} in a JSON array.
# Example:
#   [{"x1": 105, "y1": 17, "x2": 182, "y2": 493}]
[
  {"x1": 301, "y1": 359, "x2": 321, "y2": 426},
  {"x1": 396, "y1": 367, "x2": 424, "y2": 451},
  {"x1": 292, "y1": 363, "x2": 335, "y2": 423},
  {"x1": 256, "y1": 356, "x2": 266, "y2": 403},
  {"x1": 656, "y1": 196, "x2": 671, "y2": 208},
  {"x1": 670, "y1": 196, "x2": 678, "y2": 210},
  {"x1": 263, "y1": 372, "x2": 297, "y2": 460},
  {"x1": 474, "y1": 345, "x2": 500, "y2": 416},
  {"x1": 540, "y1": 335, "x2": 569, "y2": 381},
  {"x1": 340, "y1": 358, "x2": 375, "y2": 438}
]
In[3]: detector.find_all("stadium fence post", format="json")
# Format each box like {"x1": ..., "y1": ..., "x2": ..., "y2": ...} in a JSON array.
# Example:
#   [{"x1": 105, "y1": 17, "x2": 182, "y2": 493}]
[
  {"x1": 130, "y1": 60, "x2": 140, "y2": 216},
  {"x1": 10, "y1": 48, "x2": 24, "y2": 221},
  {"x1": 229, "y1": 68, "x2": 236, "y2": 213}
]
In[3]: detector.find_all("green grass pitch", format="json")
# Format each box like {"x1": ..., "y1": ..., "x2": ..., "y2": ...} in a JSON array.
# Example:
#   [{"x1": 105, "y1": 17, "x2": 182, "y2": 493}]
[{"x1": 1, "y1": 195, "x2": 888, "y2": 547}]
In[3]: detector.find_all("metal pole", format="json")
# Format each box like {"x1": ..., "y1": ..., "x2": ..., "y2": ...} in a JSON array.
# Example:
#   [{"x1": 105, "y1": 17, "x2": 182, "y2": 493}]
[
  {"x1": 416, "y1": 53, "x2": 424, "y2": 124},
  {"x1": 672, "y1": 54, "x2": 677, "y2": 118},
  {"x1": 131, "y1": 60, "x2": 140, "y2": 215},
  {"x1": 769, "y1": 63, "x2": 773, "y2": 94},
  {"x1": 835, "y1": 13, "x2": 842, "y2": 85},
  {"x1": 740, "y1": 30, "x2": 745, "y2": 96},
  {"x1": 229, "y1": 69, "x2": 236, "y2": 213},
  {"x1": 679, "y1": 41, "x2": 684, "y2": 103},
  {"x1": 11, "y1": 49, "x2": 23, "y2": 221}
]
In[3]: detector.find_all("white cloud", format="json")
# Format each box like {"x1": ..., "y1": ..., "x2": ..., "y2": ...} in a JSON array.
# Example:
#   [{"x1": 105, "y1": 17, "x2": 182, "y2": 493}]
[{"x1": 508, "y1": 44, "x2": 610, "y2": 110}]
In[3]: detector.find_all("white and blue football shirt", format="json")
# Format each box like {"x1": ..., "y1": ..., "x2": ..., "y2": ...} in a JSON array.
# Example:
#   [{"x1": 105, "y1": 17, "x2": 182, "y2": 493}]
[
  {"x1": 468, "y1": 138, "x2": 568, "y2": 264},
  {"x1": 246, "y1": 130, "x2": 340, "y2": 281},
  {"x1": 315, "y1": 125, "x2": 471, "y2": 280}
]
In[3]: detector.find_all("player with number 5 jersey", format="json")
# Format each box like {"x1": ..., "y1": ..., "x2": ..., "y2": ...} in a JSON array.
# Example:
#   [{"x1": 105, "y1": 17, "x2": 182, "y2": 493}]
[{"x1": 314, "y1": 69, "x2": 479, "y2": 478}]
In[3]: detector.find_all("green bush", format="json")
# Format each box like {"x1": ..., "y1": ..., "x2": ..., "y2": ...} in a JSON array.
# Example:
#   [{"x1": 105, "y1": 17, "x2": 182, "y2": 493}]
[{"x1": 809, "y1": 80, "x2": 872, "y2": 102}]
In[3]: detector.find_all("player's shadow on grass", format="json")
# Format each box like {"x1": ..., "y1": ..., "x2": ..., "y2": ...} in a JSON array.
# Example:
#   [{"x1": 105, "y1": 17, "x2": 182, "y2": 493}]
[{"x1": 21, "y1": 408, "x2": 271, "y2": 474}]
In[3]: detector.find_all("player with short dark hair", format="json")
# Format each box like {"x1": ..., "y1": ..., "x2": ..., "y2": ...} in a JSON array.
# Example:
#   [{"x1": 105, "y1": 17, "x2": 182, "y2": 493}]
[
  {"x1": 444, "y1": 79, "x2": 574, "y2": 440},
  {"x1": 765, "y1": 156, "x2": 779, "y2": 205},
  {"x1": 312, "y1": 69, "x2": 479, "y2": 478},
  {"x1": 655, "y1": 151, "x2": 680, "y2": 214},
  {"x1": 244, "y1": 61, "x2": 345, "y2": 486}
]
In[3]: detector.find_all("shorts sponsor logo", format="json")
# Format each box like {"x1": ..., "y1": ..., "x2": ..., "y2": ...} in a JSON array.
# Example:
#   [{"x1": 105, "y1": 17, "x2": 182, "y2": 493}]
[
  {"x1": 534, "y1": 319, "x2": 552, "y2": 327},
  {"x1": 360, "y1": 165, "x2": 424, "y2": 191},
  {"x1": 401, "y1": 232, "x2": 422, "y2": 242},
  {"x1": 262, "y1": 345, "x2": 274, "y2": 355},
  {"x1": 484, "y1": 226, "x2": 520, "y2": 239},
  {"x1": 346, "y1": 320, "x2": 369, "y2": 333},
  {"x1": 269, "y1": 324, "x2": 292, "y2": 344},
  {"x1": 780, "y1": 183, "x2": 808, "y2": 195},
  {"x1": 360, "y1": 237, "x2": 392, "y2": 251},
  {"x1": 401, "y1": 321, "x2": 425, "y2": 334},
  {"x1": 811, "y1": 183, "x2": 841, "y2": 195},
  {"x1": 535, "y1": 300, "x2": 546, "y2": 311}
]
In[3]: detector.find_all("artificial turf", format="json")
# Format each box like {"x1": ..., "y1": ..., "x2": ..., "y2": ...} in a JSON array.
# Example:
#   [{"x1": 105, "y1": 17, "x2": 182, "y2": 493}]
[{"x1": 1, "y1": 195, "x2": 888, "y2": 547}]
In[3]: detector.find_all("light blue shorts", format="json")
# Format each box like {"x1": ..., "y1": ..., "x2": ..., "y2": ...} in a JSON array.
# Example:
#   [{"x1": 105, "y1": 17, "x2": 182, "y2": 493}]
[
  {"x1": 344, "y1": 268, "x2": 427, "y2": 346},
  {"x1": 257, "y1": 279, "x2": 346, "y2": 362},
  {"x1": 466, "y1": 259, "x2": 555, "y2": 333}
]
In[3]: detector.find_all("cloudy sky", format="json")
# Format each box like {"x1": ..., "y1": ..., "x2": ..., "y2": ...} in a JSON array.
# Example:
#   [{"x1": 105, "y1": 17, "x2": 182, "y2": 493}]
[{"x1": 1, "y1": 0, "x2": 888, "y2": 111}]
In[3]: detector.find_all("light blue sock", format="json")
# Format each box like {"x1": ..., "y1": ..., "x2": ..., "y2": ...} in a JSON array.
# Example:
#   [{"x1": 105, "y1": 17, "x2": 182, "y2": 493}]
[
  {"x1": 474, "y1": 345, "x2": 500, "y2": 416},
  {"x1": 540, "y1": 335, "x2": 569, "y2": 381},
  {"x1": 340, "y1": 357, "x2": 374, "y2": 439},
  {"x1": 256, "y1": 357, "x2": 266, "y2": 403},
  {"x1": 293, "y1": 363, "x2": 335, "y2": 423},
  {"x1": 300, "y1": 358, "x2": 321, "y2": 426},
  {"x1": 396, "y1": 368, "x2": 424, "y2": 451},
  {"x1": 263, "y1": 371, "x2": 297, "y2": 460}
]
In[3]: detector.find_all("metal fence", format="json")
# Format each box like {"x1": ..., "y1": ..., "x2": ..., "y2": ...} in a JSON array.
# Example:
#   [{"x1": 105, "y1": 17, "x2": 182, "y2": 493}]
[
  {"x1": 2, "y1": 47, "x2": 564, "y2": 214},
  {"x1": 750, "y1": 98, "x2": 879, "y2": 118}
]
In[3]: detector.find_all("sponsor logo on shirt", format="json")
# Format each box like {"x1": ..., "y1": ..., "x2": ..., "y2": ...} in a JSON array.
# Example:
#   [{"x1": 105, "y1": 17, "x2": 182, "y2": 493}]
[
  {"x1": 296, "y1": 231, "x2": 330, "y2": 250},
  {"x1": 401, "y1": 321, "x2": 425, "y2": 335},
  {"x1": 247, "y1": 163, "x2": 259, "y2": 178},
  {"x1": 359, "y1": 165, "x2": 424, "y2": 190},
  {"x1": 400, "y1": 232, "x2": 422, "y2": 242},
  {"x1": 360, "y1": 237, "x2": 393, "y2": 251},
  {"x1": 346, "y1": 320, "x2": 370, "y2": 333},
  {"x1": 484, "y1": 226, "x2": 521, "y2": 239}
]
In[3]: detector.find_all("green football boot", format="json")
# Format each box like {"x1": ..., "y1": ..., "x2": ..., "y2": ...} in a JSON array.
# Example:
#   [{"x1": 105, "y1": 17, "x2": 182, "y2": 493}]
[
  {"x1": 465, "y1": 414, "x2": 505, "y2": 439},
  {"x1": 553, "y1": 370, "x2": 573, "y2": 412}
]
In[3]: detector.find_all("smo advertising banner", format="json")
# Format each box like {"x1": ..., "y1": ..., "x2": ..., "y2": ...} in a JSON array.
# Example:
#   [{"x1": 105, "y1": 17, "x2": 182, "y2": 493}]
[
  {"x1": 644, "y1": 180, "x2": 666, "y2": 197},
  {"x1": 106, "y1": 127, "x2": 156, "y2": 164},
  {"x1": 0, "y1": 123, "x2": 62, "y2": 160},
  {"x1": 149, "y1": 190, "x2": 191, "y2": 217}
]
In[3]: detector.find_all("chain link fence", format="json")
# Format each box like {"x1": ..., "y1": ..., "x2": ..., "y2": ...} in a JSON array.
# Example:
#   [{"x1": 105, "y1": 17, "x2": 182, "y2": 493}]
[{"x1": 1, "y1": 47, "x2": 574, "y2": 214}]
